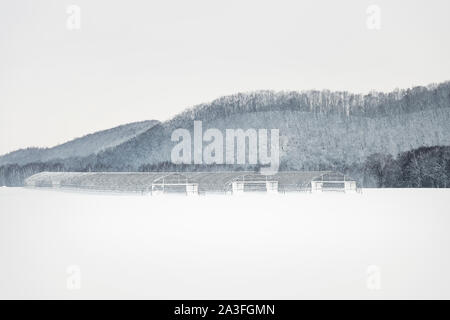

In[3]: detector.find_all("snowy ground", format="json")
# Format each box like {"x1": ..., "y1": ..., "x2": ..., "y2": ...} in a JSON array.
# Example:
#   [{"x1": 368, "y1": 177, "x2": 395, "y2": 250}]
[{"x1": 0, "y1": 187, "x2": 449, "y2": 299}]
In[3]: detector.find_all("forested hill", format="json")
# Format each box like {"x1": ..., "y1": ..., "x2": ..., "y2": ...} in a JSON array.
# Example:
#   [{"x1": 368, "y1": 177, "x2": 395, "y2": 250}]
[
  {"x1": 1, "y1": 81, "x2": 450, "y2": 187},
  {"x1": 0, "y1": 120, "x2": 159, "y2": 166},
  {"x1": 86, "y1": 82, "x2": 450, "y2": 171},
  {"x1": 168, "y1": 81, "x2": 450, "y2": 122}
]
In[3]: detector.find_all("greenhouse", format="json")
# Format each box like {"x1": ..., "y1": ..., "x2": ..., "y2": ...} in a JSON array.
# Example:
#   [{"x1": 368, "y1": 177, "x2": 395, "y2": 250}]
[{"x1": 25, "y1": 171, "x2": 358, "y2": 195}]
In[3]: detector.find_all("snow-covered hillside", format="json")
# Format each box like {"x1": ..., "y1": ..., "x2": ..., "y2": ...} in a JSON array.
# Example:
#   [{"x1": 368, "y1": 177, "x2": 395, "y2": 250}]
[
  {"x1": 84, "y1": 83, "x2": 450, "y2": 169},
  {"x1": 0, "y1": 120, "x2": 159, "y2": 165}
]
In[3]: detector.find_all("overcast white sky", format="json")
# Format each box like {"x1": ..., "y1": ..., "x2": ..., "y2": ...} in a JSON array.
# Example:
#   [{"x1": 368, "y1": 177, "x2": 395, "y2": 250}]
[{"x1": 0, "y1": 0, "x2": 449, "y2": 155}]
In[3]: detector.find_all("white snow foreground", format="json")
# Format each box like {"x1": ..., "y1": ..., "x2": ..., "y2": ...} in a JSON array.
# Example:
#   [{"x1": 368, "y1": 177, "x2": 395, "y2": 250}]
[{"x1": 0, "y1": 188, "x2": 449, "y2": 299}]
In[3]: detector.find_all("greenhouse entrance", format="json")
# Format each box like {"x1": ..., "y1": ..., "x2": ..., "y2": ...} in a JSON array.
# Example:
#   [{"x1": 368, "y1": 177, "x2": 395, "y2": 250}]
[
  {"x1": 151, "y1": 174, "x2": 198, "y2": 195},
  {"x1": 229, "y1": 174, "x2": 279, "y2": 195}
]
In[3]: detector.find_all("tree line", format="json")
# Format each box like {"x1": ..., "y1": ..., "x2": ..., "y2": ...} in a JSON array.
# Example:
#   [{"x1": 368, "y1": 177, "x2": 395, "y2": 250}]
[{"x1": 1, "y1": 146, "x2": 449, "y2": 188}]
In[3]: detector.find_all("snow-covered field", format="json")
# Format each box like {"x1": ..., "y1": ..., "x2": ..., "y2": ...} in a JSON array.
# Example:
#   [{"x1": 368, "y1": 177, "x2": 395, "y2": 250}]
[{"x1": 0, "y1": 187, "x2": 449, "y2": 299}]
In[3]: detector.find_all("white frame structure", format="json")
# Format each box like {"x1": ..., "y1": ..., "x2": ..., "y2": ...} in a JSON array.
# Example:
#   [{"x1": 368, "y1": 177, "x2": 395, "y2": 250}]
[{"x1": 151, "y1": 173, "x2": 199, "y2": 196}]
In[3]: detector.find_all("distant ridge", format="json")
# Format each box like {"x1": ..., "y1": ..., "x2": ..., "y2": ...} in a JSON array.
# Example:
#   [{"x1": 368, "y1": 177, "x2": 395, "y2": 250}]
[{"x1": 0, "y1": 120, "x2": 159, "y2": 166}]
